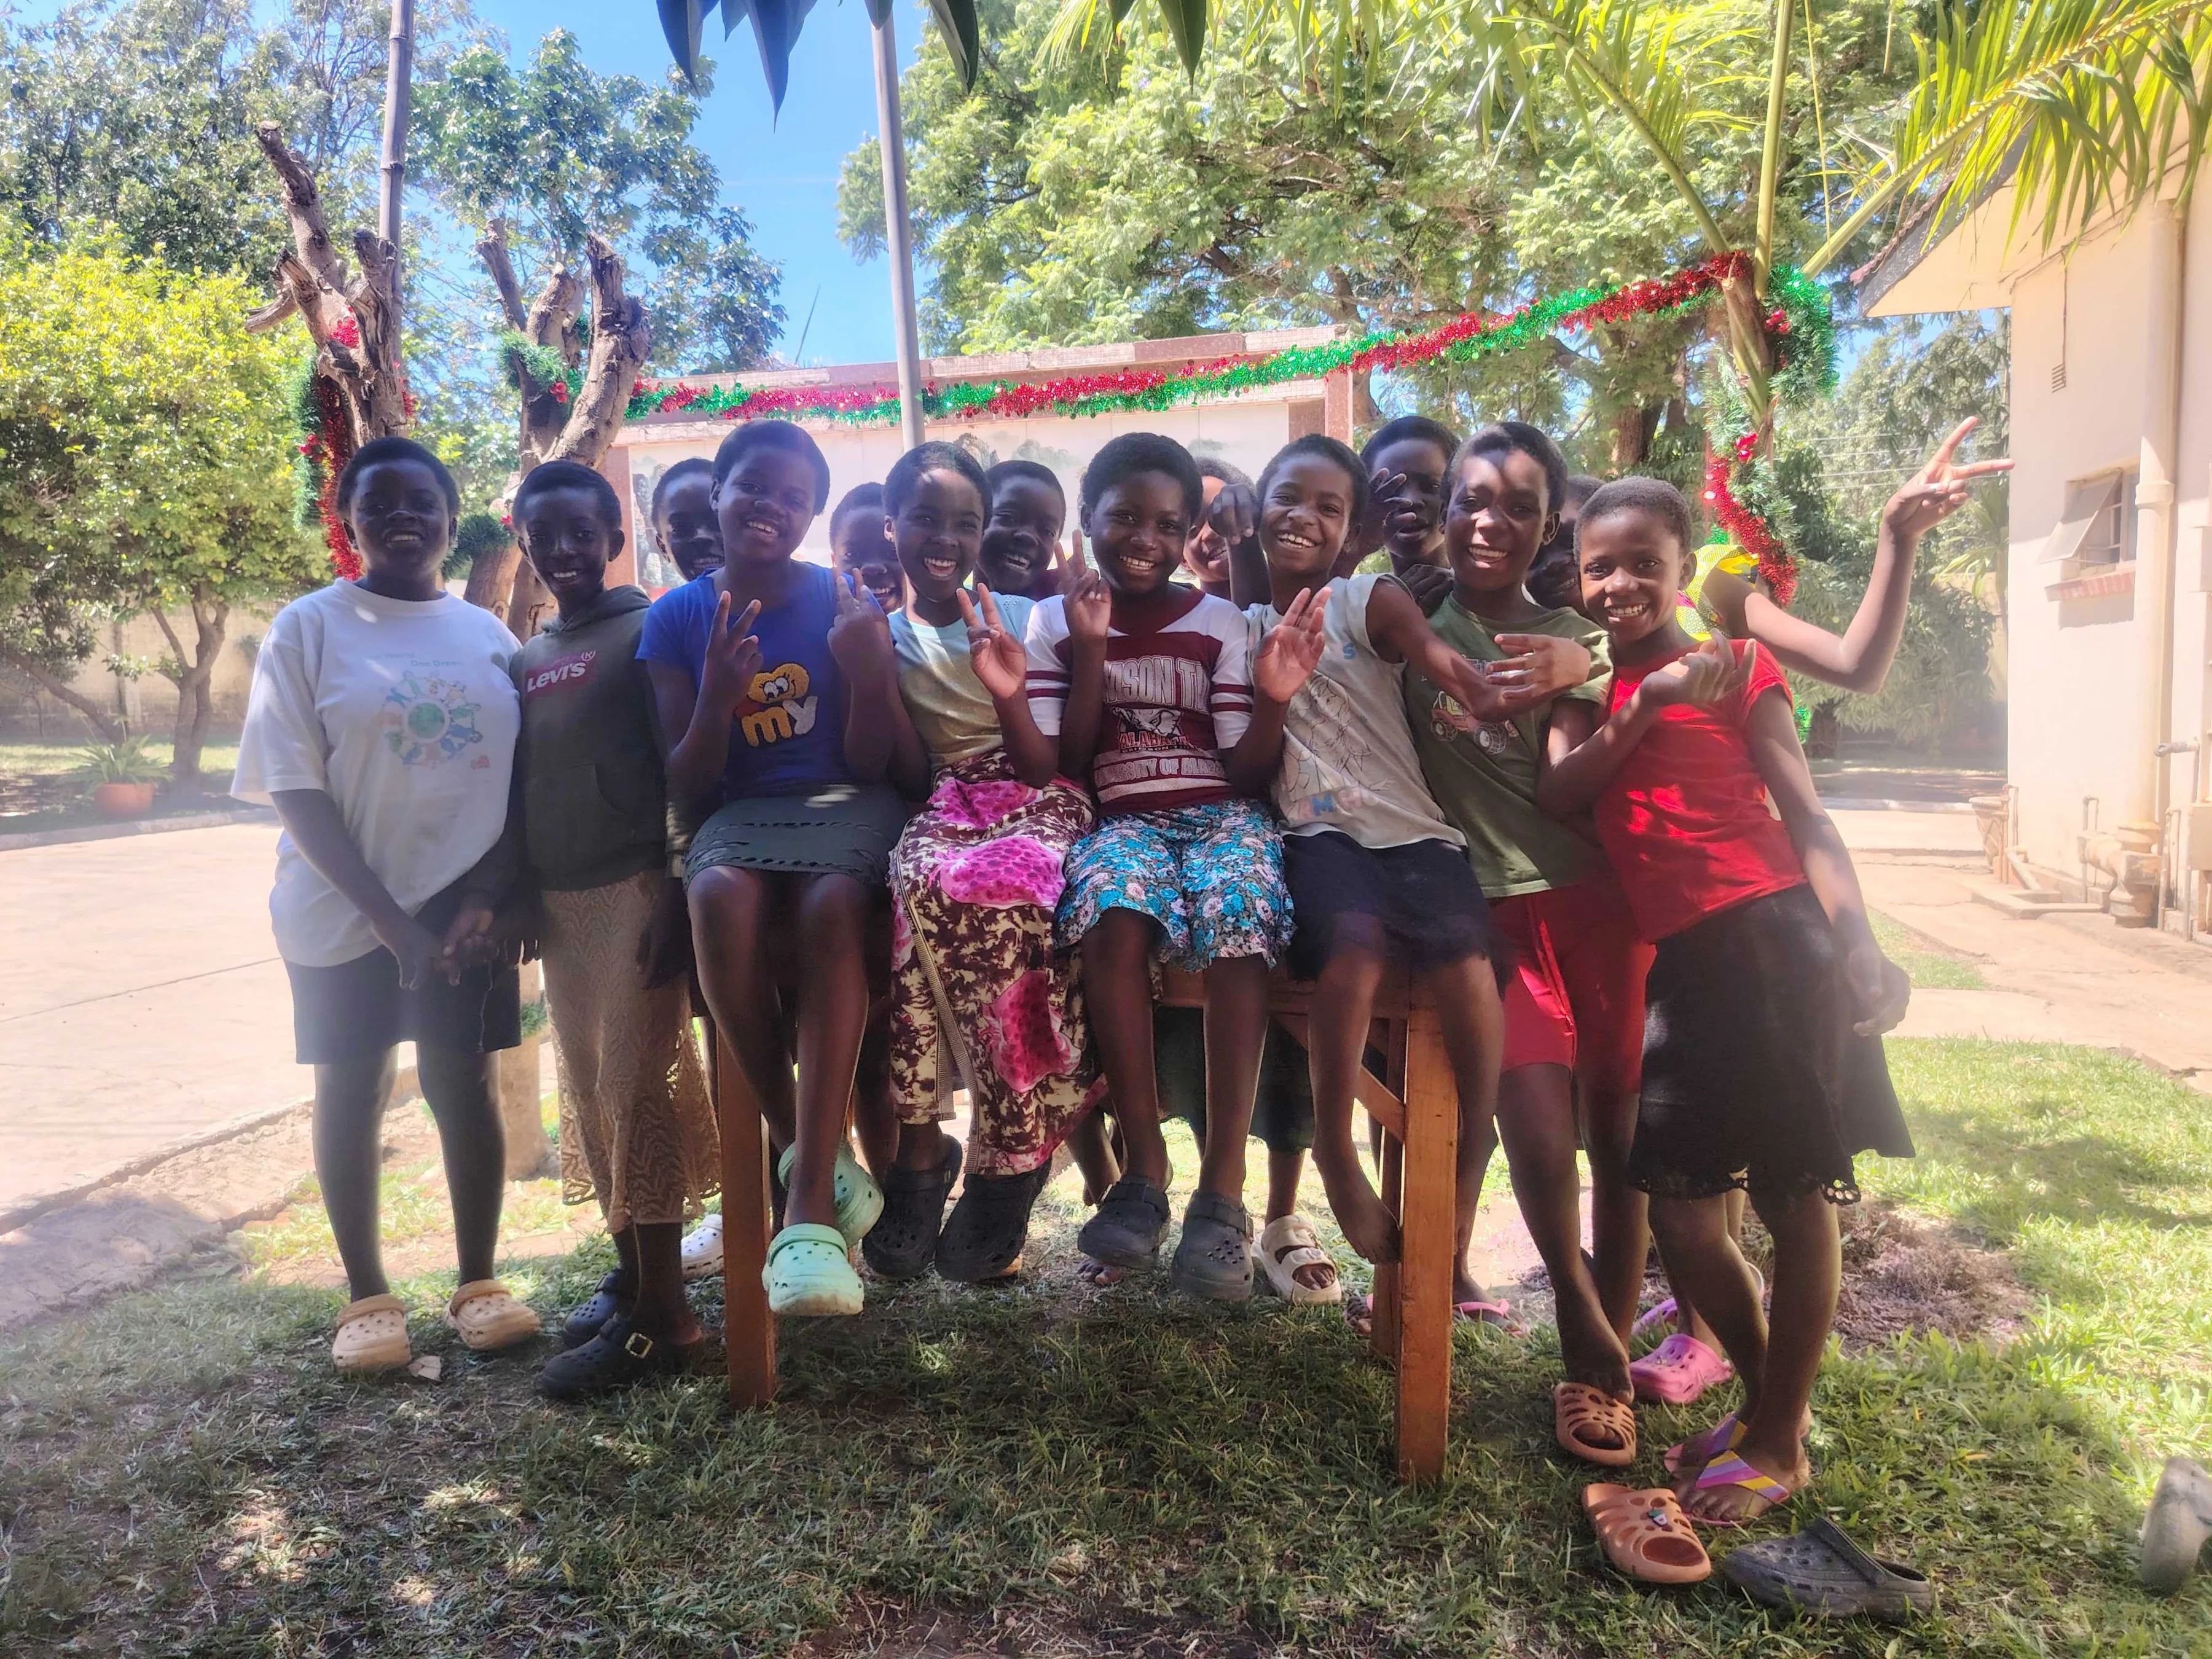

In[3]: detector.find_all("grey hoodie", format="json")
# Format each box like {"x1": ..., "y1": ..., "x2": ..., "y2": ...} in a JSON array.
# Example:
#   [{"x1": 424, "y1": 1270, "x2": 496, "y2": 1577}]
[{"x1": 508, "y1": 585, "x2": 670, "y2": 892}]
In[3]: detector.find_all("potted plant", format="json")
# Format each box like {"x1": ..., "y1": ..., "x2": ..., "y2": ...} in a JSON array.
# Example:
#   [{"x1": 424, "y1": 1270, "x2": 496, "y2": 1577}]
[{"x1": 72, "y1": 735, "x2": 163, "y2": 818}]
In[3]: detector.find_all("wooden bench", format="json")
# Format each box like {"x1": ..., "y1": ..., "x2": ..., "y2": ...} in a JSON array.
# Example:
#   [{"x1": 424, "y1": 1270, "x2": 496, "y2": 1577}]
[{"x1": 708, "y1": 965, "x2": 1459, "y2": 1483}]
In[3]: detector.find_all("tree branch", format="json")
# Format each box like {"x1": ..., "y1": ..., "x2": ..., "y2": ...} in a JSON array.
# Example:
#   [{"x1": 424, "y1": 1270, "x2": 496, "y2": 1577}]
[
  {"x1": 547, "y1": 234, "x2": 651, "y2": 472},
  {"x1": 1, "y1": 654, "x2": 123, "y2": 742},
  {"x1": 477, "y1": 218, "x2": 528, "y2": 330},
  {"x1": 254, "y1": 122, "x2": 350, "y2": 295}
]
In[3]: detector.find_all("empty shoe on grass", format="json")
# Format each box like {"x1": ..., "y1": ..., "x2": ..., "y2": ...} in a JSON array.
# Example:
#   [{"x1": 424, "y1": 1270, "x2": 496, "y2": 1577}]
[
  {"x1": 331, "y1": 1293, "x2": 412, "y2": 1375},
  {"x1": 680, "y1": 1212, "x2": 724, "y2": 1281},
  {"x1": 1583, "y1": 1484, "x2": 1712, "y2": 1586},
  {"x1": 1720, "y1": 1515, "x2": 1933, "y2": 1620},
  {"x1": 445, "y1": 1281, "x2": 543, "y2": 1352},
  {"x1": 2142, "y1": 1455, "x2": 2212, "y2": 1595},
  {"x1": 1631, "y1": 1333, "x2": 1733, "y2": 1405}
]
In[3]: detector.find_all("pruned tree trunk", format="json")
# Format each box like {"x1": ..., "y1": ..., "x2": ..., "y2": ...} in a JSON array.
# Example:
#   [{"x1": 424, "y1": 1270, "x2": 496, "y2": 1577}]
[
  {"x1": 1716, "y1": 265, "x2": 1776, "y2": 441},
  {"x1": 1606, "y1": 401, "x2": 1662, "y2": 469},
  {"x1": 149, "y1": 589, "x2": 228, "y2": 794},
  {"x1": 0, "y1": 657, "x2": 123, "y2": 742},
  {"x1": 247, "y1": 122, "x2": 410, "y2": 447},
  {"x1": 469, "y1": 226, "x2": 653, "y2": 627}
]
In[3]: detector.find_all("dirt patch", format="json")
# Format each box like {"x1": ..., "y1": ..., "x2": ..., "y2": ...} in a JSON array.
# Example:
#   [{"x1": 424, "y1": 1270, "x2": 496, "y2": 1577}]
[{"x1": 1832, "y1": 1201, "x2": 2028, "y2": 1350}]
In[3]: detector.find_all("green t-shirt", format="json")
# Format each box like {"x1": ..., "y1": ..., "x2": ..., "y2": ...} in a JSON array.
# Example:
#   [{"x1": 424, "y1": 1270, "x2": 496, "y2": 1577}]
[{"x1": 1403, "y1": 597, "x2": 1613, "y2": 899}]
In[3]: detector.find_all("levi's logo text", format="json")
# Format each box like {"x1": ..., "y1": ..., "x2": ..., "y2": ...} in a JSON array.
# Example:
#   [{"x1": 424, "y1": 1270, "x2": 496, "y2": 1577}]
[
  {"x1": 524, "y1": 651, "x2": 596, "y2": 697},
  {"x1": 739, "y1": 662, "x2": 818, "y2": 747}
]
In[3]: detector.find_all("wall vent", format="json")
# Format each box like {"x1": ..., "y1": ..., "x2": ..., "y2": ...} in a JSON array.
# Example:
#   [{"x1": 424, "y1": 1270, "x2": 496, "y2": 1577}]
[{"x1": 2051, "y1": 361, "x2": 2068, "y2": 393}]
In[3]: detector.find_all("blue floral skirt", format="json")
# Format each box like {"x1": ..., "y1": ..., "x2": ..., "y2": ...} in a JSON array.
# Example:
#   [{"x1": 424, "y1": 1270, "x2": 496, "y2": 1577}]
[{"x1": 1054, "y1": 798, "x2": 1293, "y2": 971}]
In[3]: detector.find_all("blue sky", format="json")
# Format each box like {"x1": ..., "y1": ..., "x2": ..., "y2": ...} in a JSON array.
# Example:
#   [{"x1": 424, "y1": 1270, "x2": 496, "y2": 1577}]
[{"x1": 464, "y1": 0, "x2": 923, "y2": 367}]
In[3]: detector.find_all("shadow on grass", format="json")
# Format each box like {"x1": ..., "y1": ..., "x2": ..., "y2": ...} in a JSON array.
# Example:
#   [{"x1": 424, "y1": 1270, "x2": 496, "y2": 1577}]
[
  {"x1": 4, "y1": 1225, "x2": 2203, "y2": 1658},
  {"x1": 1904, "y1": 1103, "x2": 2212, "y2": 1234}
]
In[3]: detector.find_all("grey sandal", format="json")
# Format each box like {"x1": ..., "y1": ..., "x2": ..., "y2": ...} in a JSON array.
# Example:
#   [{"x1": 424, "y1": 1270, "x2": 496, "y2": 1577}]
[
  {"x1": 1171, "y1": 1188, "x2": 1254, "y2": 1302},
  {"x1": 1720, "y1": 1515, "x2": 1934, "y2": 1621},
  {"x1": 1078, "y1": 1174, "x2": 1172, "y2": 1270}
]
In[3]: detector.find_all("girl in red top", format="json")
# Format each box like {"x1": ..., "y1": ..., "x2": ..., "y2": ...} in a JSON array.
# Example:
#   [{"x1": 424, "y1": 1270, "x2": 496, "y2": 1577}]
[{"x1": 1540, "y1": 477, "x2": 1913, "y2": 1526}]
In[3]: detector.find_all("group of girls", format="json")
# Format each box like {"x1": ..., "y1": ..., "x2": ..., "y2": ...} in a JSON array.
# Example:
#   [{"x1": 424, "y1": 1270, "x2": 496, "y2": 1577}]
[{"x1": 235, "y1": 399, "x2": 2004, "y2": 1531}]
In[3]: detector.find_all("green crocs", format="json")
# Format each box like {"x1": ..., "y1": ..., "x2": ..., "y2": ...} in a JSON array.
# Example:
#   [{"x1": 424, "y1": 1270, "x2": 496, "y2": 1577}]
[
  {"x1": 777, "y1": 1141, "x2": 884, "y2": 1247},
  {"x1": 763, "y1": 1223, "x2": 865, "y2": 1317}
]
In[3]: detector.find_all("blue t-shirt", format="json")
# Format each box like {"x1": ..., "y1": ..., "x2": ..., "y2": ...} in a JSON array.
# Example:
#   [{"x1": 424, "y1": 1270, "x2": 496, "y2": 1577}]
[{"x1": 637, "y1": 563, "x2": 855, "y2": 800}]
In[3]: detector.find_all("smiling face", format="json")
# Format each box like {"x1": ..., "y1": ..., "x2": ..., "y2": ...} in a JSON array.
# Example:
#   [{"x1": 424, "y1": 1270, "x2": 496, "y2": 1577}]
[
  {"x1": 1085, "y1": 469, "x2": 1192, "y2": 598},
  {"x1": 1577, "y1": 504, "x2": 1684, "y2": 649},
  {"x1": 831, "y1": 507, "x2": 903, "y2": 613},
  {"x1": 343, "y1": 458, "x2": 455, "y2": 587},
  {"x1": 1368, "y1": 435, "x2": 1451, "y2": 570},
  {"x1": 654, "y1": 470, "x2": 722, "y2": 581},
  {"x1": 978, "y1": 475, "x2": 1064, "y2": 598},
  {"x1": 1444, "y1": 447, "x2": 1557, "y2": 603},
  {"x1": 713, "y1": 445, "x2": 820, "y2": 573},
  {"x1": 520, "y1": 484, "x2": 619, "y2": 613},
  {"x1": 893, "y1": 468, "x2": 985, "y2": 614},
  {"x1": 1183, "y1": 473, "x2": 1233, "y2": 592},
  {"x1": 1260, "y1": 452, "x2": 1357, "y2": 588}
]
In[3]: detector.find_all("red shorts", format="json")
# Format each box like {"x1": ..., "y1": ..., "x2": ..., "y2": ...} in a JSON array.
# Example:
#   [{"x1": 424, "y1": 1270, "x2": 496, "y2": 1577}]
[{"x1": 1492, "y1": 873, "x2": 1654, "y2": 1094}]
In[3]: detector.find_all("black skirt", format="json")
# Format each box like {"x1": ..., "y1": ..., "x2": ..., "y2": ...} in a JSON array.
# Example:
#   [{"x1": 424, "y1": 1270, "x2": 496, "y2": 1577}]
[
  {"x1": 1281, "y1": 830, "x2": 1496, "y2": 982},
  {"x1": 284, "y1": 880, "x2": 523, "y2": 1065},
  {"x1": 1631, "y1": 883, "x2": 1912, "y2": 1205}
]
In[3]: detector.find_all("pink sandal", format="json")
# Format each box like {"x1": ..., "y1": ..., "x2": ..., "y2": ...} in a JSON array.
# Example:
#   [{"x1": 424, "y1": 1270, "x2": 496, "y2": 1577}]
[
  {"x1": 1631, "y1": 1296, "x2": 1679, "y2": 1341},
  {"x1": 1456, "y1": 1298, "x2": 1527, "y2": 1335},
  {"x1": 1631, "y1": 1333, "x2": 1734, "y2": 1405}
]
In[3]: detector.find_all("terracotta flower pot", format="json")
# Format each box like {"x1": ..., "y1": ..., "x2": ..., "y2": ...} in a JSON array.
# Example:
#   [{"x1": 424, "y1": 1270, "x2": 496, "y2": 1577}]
[{"x1": 93, "y1": 780, "x2": 157, "y2": 818}]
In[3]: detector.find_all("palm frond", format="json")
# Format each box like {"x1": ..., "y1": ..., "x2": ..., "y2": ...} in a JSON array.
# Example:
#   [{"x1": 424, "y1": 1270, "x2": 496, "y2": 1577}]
[{"x1": 1810, "y1": 0, "x2": 2212, "y2": 275}]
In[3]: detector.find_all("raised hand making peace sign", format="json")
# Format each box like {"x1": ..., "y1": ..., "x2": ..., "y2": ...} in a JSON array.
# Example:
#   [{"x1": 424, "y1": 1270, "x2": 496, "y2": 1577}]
[
  {"x1": 1882, "y1": 417, "x2": 2013, "y2": 542},
  {"x1": 1062, "y1": 527, "x2": 1113, "y2": 645},
  {"x1": 959, "y1": 582, "x2": 1030, "y2": 704},
  {"x1": 696, "y1": 589, "x2": 764, "y2": 716},
  {"x1": 827, "y1": 568, "x2": 896, "y2": 689}
]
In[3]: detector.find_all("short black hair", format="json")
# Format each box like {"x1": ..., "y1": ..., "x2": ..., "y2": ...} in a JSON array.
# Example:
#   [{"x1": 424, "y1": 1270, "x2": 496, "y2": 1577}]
[
  {"x1": 1563, "y1": 474, "x2": 1604, "y2": 509},
  {"x1": 1578, "y1": 476, "x2": 1695, "y2": 558},
  {"x1": 1257, "y1": 434, "x2": 1370, "y2": 527},
  {"x1": 829, "y1": 482, "x2": 885, "y2": 538},
  {"x1": 884, "y1": 441, "x2": 990, "y2": 519},
  {"x1": 1360, "y1": 415, "x2": 1461, "y2": 469},
  {"x1": 1080, "y1": 432, "x2": 1202, "y2": 520},
  {"x1": 649, "y1": 456, "x2": 714, "y2": 520},
  {"x1": 334, "y1": 436, "x2": 459, "y2": 519},
  {"x1": 1457, "y1": 421, "x2": 1567, "y2": 517},
  {"x1": 986, "y1": 458, "x2": 1065, "y2": 508},
  {"x1": 513, "y1": 459, "x2": 622, "y2": 530},
  {"x1": 712, "y1": 419, "x2": 831, "y2": 512},
  {"x1": 1196, "y1": 456, "x2": 1253, "y2": 489}
]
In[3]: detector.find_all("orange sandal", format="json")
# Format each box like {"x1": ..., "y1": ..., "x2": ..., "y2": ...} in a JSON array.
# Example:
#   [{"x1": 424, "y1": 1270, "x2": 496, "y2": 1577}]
[
  {"x1": 1583, "y1": 1484, "x2": 1713, "y2": 1585},
  {"x1": 1555, "y1": 1381, "x2": 1637, "y2": 1467}
]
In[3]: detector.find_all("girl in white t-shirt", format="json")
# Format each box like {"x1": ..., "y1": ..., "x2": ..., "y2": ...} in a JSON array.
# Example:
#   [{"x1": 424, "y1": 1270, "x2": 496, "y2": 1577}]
[{"x1": 233, "y1": 437, "x2": 540, "y2": 1375}]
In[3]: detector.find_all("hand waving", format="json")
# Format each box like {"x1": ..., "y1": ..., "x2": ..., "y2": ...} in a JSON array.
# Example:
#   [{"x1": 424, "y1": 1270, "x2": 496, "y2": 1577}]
[
  {"x1": 1354, "y1": 468, "x2": 1409, "y2": 559},
  {"x1": 1882, "y1": 417, "x2": 2014, "y2": 542},
  {"x1": 697, "y1": 589, "x2": 764, "y2": 716},
  {"x1": 959, "y1": 582, "x2": 1029, "y2": 702},
  {"x1": 1489, "y1": 632, "x2": 1594, "y2": 700},
  {"x1": 1253, "y1": 584, "x2": 1328, "y2": 705},
  {"x1": 828, "y1": 569, "x2": 895, "y2": 688},
  {"x1": 1062, "y1": 533, "x2": 1113, "y2": 645}
]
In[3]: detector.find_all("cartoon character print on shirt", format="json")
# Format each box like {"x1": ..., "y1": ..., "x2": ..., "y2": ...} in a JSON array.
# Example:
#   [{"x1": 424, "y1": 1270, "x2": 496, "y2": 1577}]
[
  {"x1": 1428, "y1": 691, "x2": 1518, "y2": 761},
  {"x1": 380, "y1": 670, "x2": 488, "y2": 767},
  {"x1": 1279, "y1": 672, "x2": 1387, "y2": 827},
  {"x1": 739, "y1": 661, "x2": 820, "y2": 747}
]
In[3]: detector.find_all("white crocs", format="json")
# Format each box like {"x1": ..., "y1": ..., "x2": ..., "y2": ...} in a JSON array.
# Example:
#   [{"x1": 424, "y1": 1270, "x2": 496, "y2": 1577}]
[
  {"x1": 444, "y1": 1279, "x2": 543, "y2": 1352},
  {"x1": 680, "y1": 1212, "x2": 725, "y2": 1281}
]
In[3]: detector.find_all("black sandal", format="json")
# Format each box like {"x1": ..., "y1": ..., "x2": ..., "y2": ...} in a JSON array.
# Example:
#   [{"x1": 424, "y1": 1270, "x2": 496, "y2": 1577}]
[
  {"x1": 936, "y1": 1164, "x2": 1051, "y2": 1283},
  {"x1": 1077, "y1": 1174, "x2": 1172, "y2": 1270},
  {"x1": 562, "y1": 1268, "x2": 633, "y2": 1348},
  {"x1": 536, "y1": 1315, "x2": 689, "y2": 1401},
  {"x1": 861, "y1": 1140, "x2": 963, "y2": 1280}
]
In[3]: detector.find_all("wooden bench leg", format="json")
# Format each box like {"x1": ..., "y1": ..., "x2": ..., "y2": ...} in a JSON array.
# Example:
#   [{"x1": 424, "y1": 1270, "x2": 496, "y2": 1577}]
[
  {"x1": 713, "y1": 1023, "x2": 776, "y2": 1407},
  {"x1": 1394, "y1": 1010, "x2": 1457, "y2": 1483},
  {"x1": 1370, "y1": 1131, "x2": 1403, "y2": 1360}
]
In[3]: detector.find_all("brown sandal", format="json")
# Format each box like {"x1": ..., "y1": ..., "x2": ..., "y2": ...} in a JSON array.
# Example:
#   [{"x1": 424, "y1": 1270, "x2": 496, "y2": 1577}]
[
  {"x1": 1555, "y1": 1381, "x2": 1637, "y2": 1467},
  {"x1": 1583, "y1": 1483, "x2": 1713, "y2": 1585}
]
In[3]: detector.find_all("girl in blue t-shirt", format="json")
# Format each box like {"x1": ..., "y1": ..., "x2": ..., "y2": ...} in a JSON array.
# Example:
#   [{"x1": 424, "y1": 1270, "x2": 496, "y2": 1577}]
[{"x1": 640, "y1": 420, "x2": 906, "y2": 1319}]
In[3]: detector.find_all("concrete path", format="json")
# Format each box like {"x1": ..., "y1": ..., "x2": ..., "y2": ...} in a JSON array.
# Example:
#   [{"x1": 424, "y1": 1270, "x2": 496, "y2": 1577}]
[{"x1": 0, "y1": 822, "x2": 297, "y2": 1212}]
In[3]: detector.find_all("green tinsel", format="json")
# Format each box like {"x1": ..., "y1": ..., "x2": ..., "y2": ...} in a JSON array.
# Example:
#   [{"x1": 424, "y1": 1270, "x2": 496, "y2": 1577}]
[
  {"x1": 498, "y1": 329, "x2": 571, "y2": 394},
  {"x1": 283, "y1": 350, "x2": 323, "y2": 533}
]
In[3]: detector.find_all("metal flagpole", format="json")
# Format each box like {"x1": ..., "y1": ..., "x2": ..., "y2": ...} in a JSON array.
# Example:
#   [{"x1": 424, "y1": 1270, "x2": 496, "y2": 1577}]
[{"x1": 871, "y1": 10, "x2": 927, "y2": 450}]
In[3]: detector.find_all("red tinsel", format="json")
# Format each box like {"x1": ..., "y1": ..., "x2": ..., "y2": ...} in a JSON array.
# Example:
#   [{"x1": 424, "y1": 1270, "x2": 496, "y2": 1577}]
[
  {"x1": 309, "y1": 374, "x2": 359, "y2": 580},
  {"x1": 1701, "y1": 453, "x2": 1793, "y2": 606}
]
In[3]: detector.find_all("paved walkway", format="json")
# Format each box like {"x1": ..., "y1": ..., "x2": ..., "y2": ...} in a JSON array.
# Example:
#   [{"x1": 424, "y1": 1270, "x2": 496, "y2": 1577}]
[{"x1": 0, "y1": 823, "x2": 294, "y2": 1211}]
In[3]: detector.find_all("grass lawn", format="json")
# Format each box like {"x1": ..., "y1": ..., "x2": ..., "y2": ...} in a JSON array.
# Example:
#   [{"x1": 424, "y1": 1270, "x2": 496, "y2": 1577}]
[
  {"x1": 1871, "y1": 908, "x2": 1988, "y2": 990},
  {"x1": 4, "y1": 1038, "x2": 2208, "y2": 1655},
  {"x1": 0, "y1": 736, "x2": 245, "y2": 833}
]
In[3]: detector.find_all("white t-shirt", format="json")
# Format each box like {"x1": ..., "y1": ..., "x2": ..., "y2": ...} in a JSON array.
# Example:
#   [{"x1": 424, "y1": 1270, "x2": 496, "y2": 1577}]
[
  {"x1": 1247, "y1": 574, "x2": 1464, "y2": 850},
  {"x1": 233, "y1": 582, "x2": 521, "y2": 967}
]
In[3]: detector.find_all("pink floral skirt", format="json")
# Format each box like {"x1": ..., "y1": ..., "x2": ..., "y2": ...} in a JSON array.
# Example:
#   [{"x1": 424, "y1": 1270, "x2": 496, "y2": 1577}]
[{"x1": 888, "y1": 750, "x2": 1099, "y2": 1175}]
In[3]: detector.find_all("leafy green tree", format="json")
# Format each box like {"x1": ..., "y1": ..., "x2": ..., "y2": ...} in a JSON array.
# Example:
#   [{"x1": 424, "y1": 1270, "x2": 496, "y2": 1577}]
[
  {"x1": 0, "y1": 232, "x2": 323, "y2": 785},
  {"x1": 414, "y1": 31, "x2": 785, "y2": 375}
]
